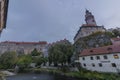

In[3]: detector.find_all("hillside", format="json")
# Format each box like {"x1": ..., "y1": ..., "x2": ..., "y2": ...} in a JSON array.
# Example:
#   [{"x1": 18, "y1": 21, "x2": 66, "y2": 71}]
[{"x1": 73, "y1": 32, "x2": 113, "y2": 59}]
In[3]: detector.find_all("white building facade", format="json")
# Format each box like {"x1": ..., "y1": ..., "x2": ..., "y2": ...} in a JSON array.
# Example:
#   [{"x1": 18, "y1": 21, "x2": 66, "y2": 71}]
[{"x1": 79, "y1": 44, "x2": 120, "y2": 73}]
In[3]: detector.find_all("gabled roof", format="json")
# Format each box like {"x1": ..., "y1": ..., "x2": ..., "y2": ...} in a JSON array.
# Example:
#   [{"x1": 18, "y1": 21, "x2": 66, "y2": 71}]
[{"x1": 80, "y1": 44, "x2": 120, "y2": 56}]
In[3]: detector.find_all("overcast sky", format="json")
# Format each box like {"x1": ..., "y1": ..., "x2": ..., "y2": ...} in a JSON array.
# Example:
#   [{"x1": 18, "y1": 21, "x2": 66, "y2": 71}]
[{"x1": 1, "y1": 0, "x2": 120, "y2": 43}]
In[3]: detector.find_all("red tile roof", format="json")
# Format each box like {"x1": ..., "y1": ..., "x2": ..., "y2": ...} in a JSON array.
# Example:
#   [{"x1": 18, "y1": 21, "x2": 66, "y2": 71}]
[
  {"x1": 80, "y1": 44, "x2": 120, "y2": 56},
  {"x1": 1, "y1": 41, "x2": 47, "y2": 45},
  {"x1": 111, "y1": 38, "x2": 120, "y2": 41}
]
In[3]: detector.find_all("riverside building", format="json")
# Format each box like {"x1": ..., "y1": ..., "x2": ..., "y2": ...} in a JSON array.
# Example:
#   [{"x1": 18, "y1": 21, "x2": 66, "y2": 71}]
[{"x1": 79, "y1": 44, "x2": 120, "y2": 73}]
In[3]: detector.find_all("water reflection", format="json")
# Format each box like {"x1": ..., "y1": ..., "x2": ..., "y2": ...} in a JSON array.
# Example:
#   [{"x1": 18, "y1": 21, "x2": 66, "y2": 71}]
[
  {"x1": 7, "y1": 73, "x2": 54, "y2": 80},
  {"x1": 6, "y1": 73, "x2": 80, "y2": 80}
]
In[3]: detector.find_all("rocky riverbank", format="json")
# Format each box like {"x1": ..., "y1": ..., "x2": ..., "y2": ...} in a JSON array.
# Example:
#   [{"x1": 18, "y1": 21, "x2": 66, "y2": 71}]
[
  {"x1": 0, "y1": 71, "x2": 15, "y2": 76},
  {"x1": 0, "y1": 71, "x2": 15, "y2": 80}
]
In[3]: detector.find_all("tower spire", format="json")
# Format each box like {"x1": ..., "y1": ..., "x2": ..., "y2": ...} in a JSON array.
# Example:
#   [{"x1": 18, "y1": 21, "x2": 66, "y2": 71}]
[{"x1": 85, "y1": 10, "x2": 97, "y2": 26}]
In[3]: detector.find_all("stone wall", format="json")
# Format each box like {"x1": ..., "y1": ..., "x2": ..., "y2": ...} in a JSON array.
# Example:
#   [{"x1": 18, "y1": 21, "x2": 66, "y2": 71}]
[
  {"x1": 0, "y1": 41, "x2": 48, "y2": 56},
  {"x1": 74, "y1": 26, "x2": 105, "y2": 42}
]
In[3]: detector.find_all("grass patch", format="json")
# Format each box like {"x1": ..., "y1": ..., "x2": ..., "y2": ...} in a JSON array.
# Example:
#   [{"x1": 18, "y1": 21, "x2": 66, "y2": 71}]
[{"x1": 34, "y1": 68, "x2": 120, "y2": 80}]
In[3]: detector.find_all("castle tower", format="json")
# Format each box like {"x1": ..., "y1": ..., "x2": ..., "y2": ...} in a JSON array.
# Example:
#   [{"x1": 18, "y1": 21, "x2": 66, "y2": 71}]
[{"x1": 85, "y1": 9, "x2": 97, "y2": 26}]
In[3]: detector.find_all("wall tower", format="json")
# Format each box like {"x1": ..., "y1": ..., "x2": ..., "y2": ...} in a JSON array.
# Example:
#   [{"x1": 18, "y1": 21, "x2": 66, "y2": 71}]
[{"x1": 85, "y1": 9, "x2": 97, "y2": 26}]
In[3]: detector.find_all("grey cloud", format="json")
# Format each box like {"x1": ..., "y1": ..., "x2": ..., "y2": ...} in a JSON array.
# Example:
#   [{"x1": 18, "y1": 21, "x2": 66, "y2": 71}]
[{"x1": 1, "y1": 0, "x2": 120, "y2": 43}]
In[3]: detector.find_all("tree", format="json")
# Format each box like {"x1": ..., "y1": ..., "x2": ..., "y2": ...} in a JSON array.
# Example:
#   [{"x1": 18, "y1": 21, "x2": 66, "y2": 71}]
[
  {"x1": 17, "y1": 54, "x2": 32, "y2": 70},
  {"x1": 48, "y1": 44, "x2": 61, "y2": 66},
  {"x1": 32, "y1": 56, "x2": 48, "y2": 67},
  {"x1": 112, "y1": 29, "x2": 120, "y2": 37},
  {"x1": 0, "y1": 51, "x2": 18, "y2": 69},
  {"x1": 105, "y1": 32, "x2": 115, "y2": 38},
  {"x1": 42, "y1": 57, "x2": 48, "y2": 66},
  {"x1": 48, "y1": 41, "x2": 73, "y2": 66},
  {"x1": 31, "y1": 48, "x2": 41, "y2": 56}
]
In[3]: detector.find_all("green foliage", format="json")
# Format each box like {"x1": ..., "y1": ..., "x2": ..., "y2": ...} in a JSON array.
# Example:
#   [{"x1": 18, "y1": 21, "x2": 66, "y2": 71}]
[
  {"x1": 32, "y1": 57, "x2": 44, "y2": 67},
  {"x1": 89, "y1": 31, "x2": 104, "y2": 37},
  {"x1": 74, "y1": 31, "x2": 112, "y2": 50},
  {"x1": 74, "y1": 31, "x2": 113, "y2": 60},
  {"x1": 17, "y1": 54, "x2": 32, "y2": 70},
  {"x1": 33, "y1": 68, "x2": 120, "y2": 80},
  {"x1": 42, "y1": 57, "x2": 48, "y2": 66},
  {"x1": 59, "y1": 65, "x2": 70, "y2": 72},
  {"x1": 112, "y1": 29, "x2": 120, "y2": 37},
  {"x1": 105, "y1": 31, "x2": 115, "y2": 38},
  {"x1": 104, "y1": 41, "x2": 112, "y2": 46},
  {"x1": 0, "y1": 51, "x2": 18, "y2": 69},
  {"x1": 31, "y1": 48, "x2": 41, "y2": 56},
  {"x1": 65, "y1": 68, "x2": 120, "y2": 80},
  {"x1": 48, "y1": 41, "x2": 73, "y2": 66}
]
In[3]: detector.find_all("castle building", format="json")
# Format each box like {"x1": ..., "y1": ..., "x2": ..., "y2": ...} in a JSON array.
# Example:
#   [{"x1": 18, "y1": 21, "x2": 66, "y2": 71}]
[
  {"x1": 0, "y1": 41, "x2": 48, "y2": 56},
  {"x1": 0, "y1": 0, "x2": 9, "y2": 34},
  {"x1": 74, "y1": 10, "x2": 106, "y2": 42}
]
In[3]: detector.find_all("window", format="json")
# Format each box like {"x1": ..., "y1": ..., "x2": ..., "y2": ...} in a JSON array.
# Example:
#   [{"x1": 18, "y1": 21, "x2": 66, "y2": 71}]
[
  {"x1": 111, "y1": 63, "x2": 116, "y2": 67},
  {"x1": 103, "y1": 55, "x2": 108, "y2": 59},
  {"x1": 90, "y1": 56, "x2": 93, "y2": 60},
  {"x1": 113, "y1": 54, "x2": 119, "y2": 59},
  {"x1": 107, "y1": 47, "x2": 112, "y2": 51},
  {"x1": 98, "y1": 63, "x2": 102, "y2": 67},
  {"x1": 92, "y1": 63, "x2": 95, "y2": 67},
  {"x1": 82, "y1": 57, "x2": 85, "y2": 60},
  {"x1": 90, "y1": 50, "x2": 93, "y2": 52},
  {"x1": 96, "y1": 56, "x2": 100, "y2": 60},
  {"x1": 83, "y1": 63, "x2": 86, "y2": 67}
]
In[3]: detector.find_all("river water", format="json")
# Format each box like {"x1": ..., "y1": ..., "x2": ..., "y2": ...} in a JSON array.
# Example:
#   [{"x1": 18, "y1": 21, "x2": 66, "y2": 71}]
[{"x1": 6, "y1": 73, "x2": 80, "y2": 80}]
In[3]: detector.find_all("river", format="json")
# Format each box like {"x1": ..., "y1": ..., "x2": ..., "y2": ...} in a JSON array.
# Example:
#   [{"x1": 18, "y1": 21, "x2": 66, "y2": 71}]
[{"x1": 6, "y1": 73, "x2": 81, "y2": 80}]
